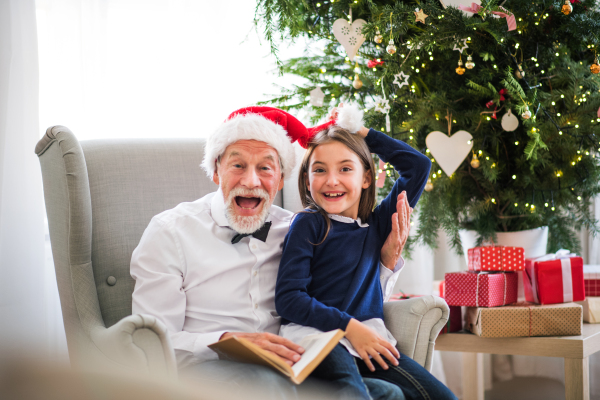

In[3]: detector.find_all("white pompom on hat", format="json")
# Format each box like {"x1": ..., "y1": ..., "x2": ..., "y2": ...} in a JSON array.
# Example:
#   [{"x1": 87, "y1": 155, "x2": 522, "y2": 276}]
[{"x1": 201, "y1": 104, "x2": 364, "y2": 179}]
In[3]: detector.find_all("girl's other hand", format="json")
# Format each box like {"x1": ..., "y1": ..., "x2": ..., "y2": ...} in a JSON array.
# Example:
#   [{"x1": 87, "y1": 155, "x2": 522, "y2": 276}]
[{"x1": 345, "y1": 318, "x2": 400, "y2": 371}]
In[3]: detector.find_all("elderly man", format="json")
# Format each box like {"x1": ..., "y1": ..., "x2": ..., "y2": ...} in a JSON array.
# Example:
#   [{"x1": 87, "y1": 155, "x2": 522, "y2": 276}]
[{"x1": 130, "y1": 106, "x2": 411, "y2": 399}]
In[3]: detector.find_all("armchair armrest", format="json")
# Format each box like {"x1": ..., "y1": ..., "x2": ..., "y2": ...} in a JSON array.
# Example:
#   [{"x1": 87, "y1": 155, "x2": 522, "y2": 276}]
[
  {"x1": 89, "y1": 314, "x2": 177, "y2": 378},
  {"x1": 383, "y1": 295, "x2": 449, "y2": 371}
]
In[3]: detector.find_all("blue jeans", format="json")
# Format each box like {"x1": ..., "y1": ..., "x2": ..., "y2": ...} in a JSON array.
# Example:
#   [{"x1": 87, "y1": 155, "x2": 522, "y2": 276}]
[
  {"x1": 183, "y1": 358, "x2": 406, "y2": 400},
  {"x1": 311, "y1": 344, "x2": 457, "y2": 400}
]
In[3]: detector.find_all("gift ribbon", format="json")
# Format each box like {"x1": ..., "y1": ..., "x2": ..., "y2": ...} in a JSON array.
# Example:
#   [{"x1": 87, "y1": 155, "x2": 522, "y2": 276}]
[
  {"x1": 561, "y1": 258, "x2": 573, "y2": 303},
  {"x1": 458, "y1": 3, "x2": 517, "y2": 31}
]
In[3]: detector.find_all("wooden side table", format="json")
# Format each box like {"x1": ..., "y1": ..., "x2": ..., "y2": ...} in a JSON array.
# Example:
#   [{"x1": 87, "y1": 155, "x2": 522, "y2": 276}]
[{"x1": 435, "y1": 324, "x2": 600, "y2": 400}]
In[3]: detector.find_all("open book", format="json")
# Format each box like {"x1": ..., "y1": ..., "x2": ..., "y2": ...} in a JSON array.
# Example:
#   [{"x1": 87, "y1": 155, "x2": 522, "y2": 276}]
[{"x1": 208, "y1": 329, "x2": 345, "y2": 384}]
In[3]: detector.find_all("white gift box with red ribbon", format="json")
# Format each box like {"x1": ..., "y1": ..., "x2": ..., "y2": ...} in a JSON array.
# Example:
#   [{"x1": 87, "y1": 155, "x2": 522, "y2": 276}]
[{"x1": 524, "y1": 249, "x2": 585, "y2": 305}]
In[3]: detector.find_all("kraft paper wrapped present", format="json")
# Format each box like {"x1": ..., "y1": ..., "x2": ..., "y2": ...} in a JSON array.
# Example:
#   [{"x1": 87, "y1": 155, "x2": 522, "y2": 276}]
[
  {"x1": 524, "y1": 250, "x2": 585, "y2": 305},
  {"x1": 465, "y1": 302, "x2": 582, "y2": 338},
  {"x1": 584, "y1": 265, "x2": 600, "y2": 296},
  {"x1": 445, "y1": 272, "x2": 518, "y2": 307},
  {"x1": 576, "y1": 297, "x2": 600, "y2": 323},
  {"x1": 467, "y1": 246, "x2": 525, "y2": 272}
]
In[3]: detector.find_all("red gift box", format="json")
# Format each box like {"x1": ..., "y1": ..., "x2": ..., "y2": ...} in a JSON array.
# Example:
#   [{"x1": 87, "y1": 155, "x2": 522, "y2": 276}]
[
  {"x1": 440, "y1": 305, "x2": 463, "y2": 334},
  {"x1": 524, "y1": 252, "x2": 585, "y2": 305},
  {"x1": 584, "y1": 265, "x2": 600, "y2": 296},
  {"x1": 467, "y1": 246, "x2": 525, "y2": 272},
  {"x1": 444, "y1": 272, "x2": 518, "y2": 307}
]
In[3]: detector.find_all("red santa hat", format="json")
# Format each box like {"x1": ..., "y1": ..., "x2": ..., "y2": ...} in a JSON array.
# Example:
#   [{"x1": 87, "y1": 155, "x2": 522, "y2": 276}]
[{"x1": 201, "y1": 104, "x2": 364, "y2": 179}]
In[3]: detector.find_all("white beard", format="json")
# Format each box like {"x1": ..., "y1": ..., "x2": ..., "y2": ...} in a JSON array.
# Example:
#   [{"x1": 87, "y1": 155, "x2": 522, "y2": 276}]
[{"x1": 224, "y1": 187, "x2": 272, "y2": 234}]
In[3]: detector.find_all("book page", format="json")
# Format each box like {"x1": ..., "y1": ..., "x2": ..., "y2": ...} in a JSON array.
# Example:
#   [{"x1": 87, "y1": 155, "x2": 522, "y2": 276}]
[{"x1": 291, "y1": 330, "x2": 341, "y2": 376}]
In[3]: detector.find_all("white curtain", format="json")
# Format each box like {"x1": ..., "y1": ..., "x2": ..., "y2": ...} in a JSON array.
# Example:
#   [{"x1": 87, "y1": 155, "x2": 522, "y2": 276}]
[
  {"x1": 35, "y1": 0, "x2": 306, "y2": 142},
  {"x1": 0, "y1": 0, "x2": 64, "y2": 359}
]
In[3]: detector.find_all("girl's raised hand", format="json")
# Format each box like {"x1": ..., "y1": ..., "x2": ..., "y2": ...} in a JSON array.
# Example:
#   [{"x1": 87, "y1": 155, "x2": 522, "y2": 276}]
[
  {"x1": 345, "y1": 318, "x2": 400, "y2": 371},
  {"x1": 380, "y1": 191, "x2": 412, "y2": 270}
]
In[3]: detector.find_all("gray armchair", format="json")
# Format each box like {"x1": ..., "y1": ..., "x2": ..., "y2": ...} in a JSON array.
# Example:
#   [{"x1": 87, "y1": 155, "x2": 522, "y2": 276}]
[{"x1": 35, "y1": 125, "x2": 449, "y2": 377}]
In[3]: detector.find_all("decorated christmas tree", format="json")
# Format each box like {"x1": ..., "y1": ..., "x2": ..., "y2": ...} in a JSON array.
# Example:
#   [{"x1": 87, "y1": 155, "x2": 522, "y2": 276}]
[{"x1": 256, "y1": 0, "x2": 600, "y2": 255}]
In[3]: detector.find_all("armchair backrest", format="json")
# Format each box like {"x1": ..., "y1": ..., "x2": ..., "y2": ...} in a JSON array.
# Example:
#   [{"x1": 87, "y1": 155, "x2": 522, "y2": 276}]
[{"x1": 36, "y1": 126, "x2": 290, "y2": 334}]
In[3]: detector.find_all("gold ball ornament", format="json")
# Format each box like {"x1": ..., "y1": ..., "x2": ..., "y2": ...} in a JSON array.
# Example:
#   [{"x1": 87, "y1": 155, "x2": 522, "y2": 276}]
[
  {"x1": 470, "y1": 154, "x2": 480, "y2": 169},
  {"x1": 352, "y1": 74, "x2": 363, "y2": 89},
  {"x1": 521, "y1": 107, "x2": 532, "y2": 120},
  {"x1": 424, "y1": 179, "x2": 434, "y2": 192},
  {"x1": 591, "y1": 59, "x2": 600, "y2": 75},
  {"x1": 515, "y1": 65, "x2": 525, "y2": 79},
  {"x1": 386, "y1": 39, "x2": 397, "y2": 55},
  {"x1": 561, "y1": 0, "x2": 573, "y2": 15},
  {"x1": 374, "y1": 29, "x2": 383, "y2": 44},
  {"x1": 456, "y1": 59, "x2": 466, "y2": 75},
  {"x1": 465, "y1": 55, "x2": 475, "y2": 70}
]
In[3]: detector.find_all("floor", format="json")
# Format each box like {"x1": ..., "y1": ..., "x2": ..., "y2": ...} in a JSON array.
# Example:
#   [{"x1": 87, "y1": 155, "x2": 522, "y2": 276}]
[{"x1": 485, "y1": 377, "x2": 566, "y2": 400}]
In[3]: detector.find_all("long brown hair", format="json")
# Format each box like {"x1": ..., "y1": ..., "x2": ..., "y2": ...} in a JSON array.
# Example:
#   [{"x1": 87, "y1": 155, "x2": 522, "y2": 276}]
[{"x1": 298, "y1": 126, "x2": 376, "y2": 244}]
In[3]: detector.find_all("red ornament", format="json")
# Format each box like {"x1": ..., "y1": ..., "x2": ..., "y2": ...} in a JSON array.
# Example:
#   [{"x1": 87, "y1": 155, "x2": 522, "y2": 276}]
[
  {"x1": 499, "y1": 89, "x2": 507, "y2": 102},
  {"x1": 367, "y1": 59, "x2": 385, "y2": 69}
]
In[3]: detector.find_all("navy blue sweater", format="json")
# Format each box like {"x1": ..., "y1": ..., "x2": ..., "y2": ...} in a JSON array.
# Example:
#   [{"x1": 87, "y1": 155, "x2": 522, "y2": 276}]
[{"x1": 275, "y1": 129, "x2": 431, "y2": 332}]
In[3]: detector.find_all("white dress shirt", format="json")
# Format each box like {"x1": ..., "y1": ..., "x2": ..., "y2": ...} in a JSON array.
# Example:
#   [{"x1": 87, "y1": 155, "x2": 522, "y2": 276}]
[{"x1": 131, "y1": 188, "x2": 403, "y2": 367}]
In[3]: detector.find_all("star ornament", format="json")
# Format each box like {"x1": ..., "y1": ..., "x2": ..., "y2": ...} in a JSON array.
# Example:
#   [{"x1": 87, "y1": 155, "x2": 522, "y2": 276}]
[
  {"x1": 414, "y1": 8, "x2": 428, "y2": 24},
  {"x1": 374, "y1": 98, "x2": 391, "y2": 114},
  {"x1": 453, "y1": 38, "x2": 469, "y2": 54},
  {"x1": 393, "y1": 71, "x2": 410, "y2": 89}
]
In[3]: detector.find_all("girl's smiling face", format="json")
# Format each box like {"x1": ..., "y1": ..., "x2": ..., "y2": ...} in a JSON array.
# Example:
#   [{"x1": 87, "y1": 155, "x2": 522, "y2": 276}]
[{"x1": 305, "y1": 141, "x2": 372, "y2": 220}]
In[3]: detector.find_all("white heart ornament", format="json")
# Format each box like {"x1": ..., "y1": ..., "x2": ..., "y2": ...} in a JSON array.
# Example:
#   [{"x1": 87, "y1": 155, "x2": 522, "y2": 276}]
[
  {"x1": 332, "y1": 18, "x2": 366, "y2": 61},
  {"x1": 426, "y1": 130, "x2": 473, "y2": 176},
  {"x1": 501, "y1": 109, "x2": 519, "y2": 132}
]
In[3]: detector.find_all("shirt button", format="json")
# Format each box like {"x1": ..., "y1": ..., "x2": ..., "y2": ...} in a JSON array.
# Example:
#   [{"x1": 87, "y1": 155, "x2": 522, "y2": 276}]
[
  {"x1": 254, "y1": 304, "x2": 258, "y2": 309},
  {"x1": 251, "y1": 244, "x2": 257, "y2": 250},
  {"x1": 253, "y1": 271, "x2": 258, "y2": 277}
]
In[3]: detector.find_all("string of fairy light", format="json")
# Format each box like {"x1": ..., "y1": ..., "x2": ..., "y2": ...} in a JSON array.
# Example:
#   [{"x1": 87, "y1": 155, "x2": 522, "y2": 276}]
[{"x1": 290, "y1": 1, "x2": 600, "y2": 215}]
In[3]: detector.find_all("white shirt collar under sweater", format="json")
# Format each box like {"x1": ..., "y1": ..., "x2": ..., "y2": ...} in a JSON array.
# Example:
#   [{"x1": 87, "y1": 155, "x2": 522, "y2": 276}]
[{"x1": 327, "y1": 213, "x2": 369, "y2": 228}]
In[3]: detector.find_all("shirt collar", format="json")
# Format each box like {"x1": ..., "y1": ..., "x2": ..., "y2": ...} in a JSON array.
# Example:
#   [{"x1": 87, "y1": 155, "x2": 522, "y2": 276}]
[{"x1": 327, "y1": 213, "x2": 369, "y2": 228}]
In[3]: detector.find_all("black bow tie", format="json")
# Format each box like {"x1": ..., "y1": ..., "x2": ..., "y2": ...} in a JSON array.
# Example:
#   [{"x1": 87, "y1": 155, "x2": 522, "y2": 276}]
[{"x1": 231, "y1": 222, "x2": 272, "y2": 244}]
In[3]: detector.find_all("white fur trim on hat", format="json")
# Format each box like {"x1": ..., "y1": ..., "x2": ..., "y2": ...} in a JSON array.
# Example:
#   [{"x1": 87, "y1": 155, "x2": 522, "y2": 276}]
[
  {"x1": 201, "y1": 113, "x2": 297, "y2": 180},
  {"x1": 336, "y1": 103, "x2": 364, "y2": 133}
]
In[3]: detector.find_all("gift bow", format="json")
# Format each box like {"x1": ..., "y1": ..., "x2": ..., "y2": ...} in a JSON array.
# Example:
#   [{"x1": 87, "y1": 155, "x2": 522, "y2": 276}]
[
  {"x1": 534, "y1": 249, "x2": 577, "y2": 262},
  {"x1": 459, "y1": 3, "x2": 517, "y2": 31}
]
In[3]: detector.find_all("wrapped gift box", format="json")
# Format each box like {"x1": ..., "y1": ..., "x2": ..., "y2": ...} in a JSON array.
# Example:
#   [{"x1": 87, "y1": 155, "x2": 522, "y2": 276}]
[
  {"x1": 445, "y1": 272, "x2": 518, "y2": 307},
  {"x1": 584, "y1": 265, "x2": 600, "y2": 297},
  {"x1": 465, "y1": 302, "x2": 582, "y2": 338},
  {"x1": 467, "y1": 246, "x2": 525, "y2": 272},
  {"x1": 524, "y1": 251, "x2": 585, "y2": 305},
  {"x1": 389, "y1": 292, "x2": 424, "y2": 301},
  {"x1": 575, "y1": 297, "x2": 600, "y2": 323},
  {"x1": 440, "y1": 305, "x2": 463, "y2": 334}
]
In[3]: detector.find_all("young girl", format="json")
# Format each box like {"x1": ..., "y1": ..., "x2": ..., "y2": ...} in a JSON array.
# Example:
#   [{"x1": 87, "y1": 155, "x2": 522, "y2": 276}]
[{"x1": 275, "y1": 109, "x2": 456, "y2": 400}]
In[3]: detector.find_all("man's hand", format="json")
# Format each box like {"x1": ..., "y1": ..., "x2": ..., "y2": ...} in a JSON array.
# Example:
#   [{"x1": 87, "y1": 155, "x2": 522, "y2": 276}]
[
  {"x1": 345, "y1": 318, "x2": 400, "y2": 371},
  {"x1": 380, "y1": 191, "x2": 412, "y2": 270},
  {"x1": 220, "y1": 332, "x2": 305, "y2": 366}
]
